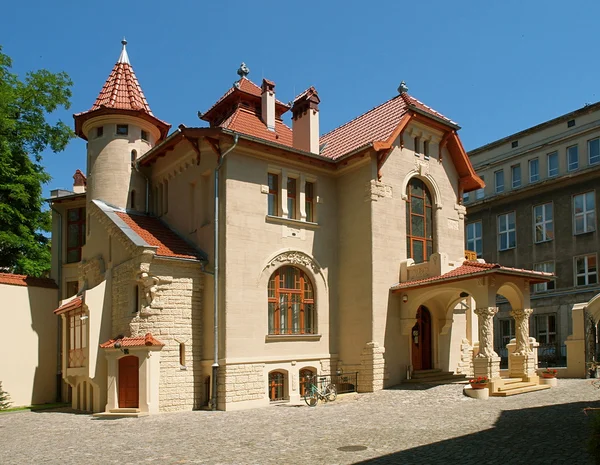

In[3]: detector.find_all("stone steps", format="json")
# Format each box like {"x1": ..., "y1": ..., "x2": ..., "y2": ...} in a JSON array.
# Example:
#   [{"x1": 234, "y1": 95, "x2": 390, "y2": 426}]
[
  {"x1": 93, "y1": 408, "x2": 149, "y2": 418},
  {"x1": 405, "y1": 369, "x2": 468, "y2": 384},
  {"x1": 490, "y1": 378, "x2": 552, "y2": 397}
]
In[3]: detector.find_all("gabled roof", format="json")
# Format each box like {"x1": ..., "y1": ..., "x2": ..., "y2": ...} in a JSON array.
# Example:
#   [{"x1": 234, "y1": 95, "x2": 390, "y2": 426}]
[
  {"x1": 220, "y1": 107, "x2": 293, "y2": 148},
  {"x1": 54, "y1": 296, "x2": 83, "y2": 315},
  {"x1": 0, "y1": 273, "x2": 57, "y2": 289},
  {"x1": 319, "y1": 92, "x2": 457, "y2": 161},
  {"x1": 74, "y1": 40, "x2": 170, "y2": 141},
  {"x1": 100, "y1": 333, "x2": 164, "y2": 349},
  {"x1": 391, "y1": 261, "x2": 554, "y2": 291}
]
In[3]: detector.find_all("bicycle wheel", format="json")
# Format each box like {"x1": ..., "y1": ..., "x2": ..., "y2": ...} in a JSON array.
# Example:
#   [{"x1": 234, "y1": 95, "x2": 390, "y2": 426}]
[
  {"x1": 304, "y1": 390, "x2": 318, "y2": 407},
  {"x1": 325, "y1": 384, "x2": 337, "y2": 402}
]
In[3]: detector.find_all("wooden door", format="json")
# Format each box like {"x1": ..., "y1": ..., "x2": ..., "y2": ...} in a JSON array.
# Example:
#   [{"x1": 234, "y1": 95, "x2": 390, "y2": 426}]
[
  {"x1": 118, "y1": 356, "x2": 139, "y2": 408},
  {"x1": 411, "y1": 306, "x2": 432, "y2": 370}
]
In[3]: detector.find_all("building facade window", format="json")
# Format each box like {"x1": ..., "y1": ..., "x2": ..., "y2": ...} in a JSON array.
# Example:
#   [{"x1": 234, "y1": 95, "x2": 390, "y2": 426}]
[
  {"x1": 287, "y1": 177, "x2": 297, "y2": 219},
  {"x1": 533, "y1": 202, "x2": 553, "y2": 243},
  {"x1": 423, "y1": 140, "x2": 430, "y2": 158},
  {"x1": 299, "y1": 368, "x2": 315, "y2": 397},
  {"x1": 267, "y1": 173, "x2": 278, "y2": 216},
  {"x1": 95, "y1": 126, "x2": 103, "y2": 138},
  {"x1": 475, "y1": 175, "x2": 485, "y2": 200},
  {"x1": 305, "y1": 182, "x2": 314, "y2": 222},
  {"x1": 573, "y1": 191, "x2": 596, "y2": 234},
  {"x1": 547, "y1": 151, "x2": 558, "y2": 177},
  {"x1": 575, "y1": 254, "x2": 597, "y2": 286},
  {"x1": 65, "y1": 281, "x2": 79, "y2": 298},
  {"x1": 589, "y1": 138, "x2": 600, "y2": 165},
  {"x1": 499, "y1": 319, "x2": 515, "y2": 348},
  {"x1": 567, "y1": 145, "x2": 579, "y2": 171},
  {"x1": 268, "y1": 371, "x2": 285, "y2": 401},
  {"x1": 533, "y1": 314, "x2": 557, "y2": 344},
  {"x1": 268, "y1": 266, "x2": 315, "y2": 335},
  {"x1": 466, "y1": 221, "x2": 482, "y2": 258},
  {"x1": 67, "y1": 307, "x2": 87, "y2": 368},
  {"x1": 141, "y1": 129, "x2": 149, "y2": 142},
  {"x1": 494, "y1": 170, "x2": 504, "y2": 193},
  {"x1": 498, "y1": 211, "x2": 516, "y2": 251},
  {"x1": 529, "y1": 158, "x2": 539, "y2": 183},
  {"x1": 67, "y1": 207, "x2": 86, "y2": 263},
  {"x1": 511, "y1": 164, "x2": 521, "y2": 188},
  {"x1": 533, "y1": 262, "x2": 555, "y2": 292},
  {"x1": 116, "y1": 124, "x2": 129, "y2": 136},
  {"x1": 406, "y1": 178, "x2": 433, "y2": 264},
  {"x1": 414, "y1": 136, "x2": 420, "y2": 155}
]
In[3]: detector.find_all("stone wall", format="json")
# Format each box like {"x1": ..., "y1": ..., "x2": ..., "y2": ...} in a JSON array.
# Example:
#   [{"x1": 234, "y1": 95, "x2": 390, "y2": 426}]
[
  {"x1": 217, "y1": 363, "x2": 265, "y2": 408},
  {"x1": 359, "y1": 342, "x2": 385, "y2": 392},
  {"x1": 456, "y1": 339, "x2": 474, "y2": 377}
]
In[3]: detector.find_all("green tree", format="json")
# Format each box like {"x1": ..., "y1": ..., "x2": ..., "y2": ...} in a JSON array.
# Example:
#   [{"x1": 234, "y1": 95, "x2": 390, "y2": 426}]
[
  {"x1": 0, "y1": 381, "x2": 11, "y2": 410},
  {"x1": 0, "y1": 46, "x2": 73, "y2": 276}
]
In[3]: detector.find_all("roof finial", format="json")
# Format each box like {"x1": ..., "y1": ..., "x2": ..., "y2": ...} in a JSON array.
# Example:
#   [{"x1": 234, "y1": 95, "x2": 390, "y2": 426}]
[
  {"x1": 237, "y1": 62, "x2": 250, "y2": 79},
  {"x1": 398, "y1": 80, "x2": 408, "y2": 94},
  {"x1": 118, "y1": 37, "x2": 130, "y2": 65}
]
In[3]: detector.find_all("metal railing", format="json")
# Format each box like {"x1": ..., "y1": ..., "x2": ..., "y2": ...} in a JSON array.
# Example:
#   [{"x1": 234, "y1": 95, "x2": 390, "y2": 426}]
[{"x1": 495, "y1": 344, "x2": 567, "y2": 369}]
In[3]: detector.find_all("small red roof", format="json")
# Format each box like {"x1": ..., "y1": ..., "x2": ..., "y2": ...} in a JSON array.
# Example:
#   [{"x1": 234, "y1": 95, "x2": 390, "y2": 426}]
[
  {"x1": 116, "y1": 212, "x2": 200, "y2": 260},
  {"x1": 0, "y1": 273, "x2": 57, "y2": 289},
  {"x1": 54, "y1": 296, "x2": 83, "y2": 315},
  {"x1": 320, "y1": 93, "x2": 456, "y2": 160},
  {"x1": 391, "y1": 261, "x2": 554, "y2": 291},
  {"x1": 221, "y1": 107, "x2": 293, "y2": 148},
  {"x1": 100, "y1": 333, "x2": 164, "y2": 349}
]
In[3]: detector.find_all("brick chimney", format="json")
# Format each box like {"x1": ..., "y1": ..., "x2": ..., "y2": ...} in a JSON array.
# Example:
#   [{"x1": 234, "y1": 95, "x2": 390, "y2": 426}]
[
  {"x1": 261, "y1": 78, "x2": 276, "y2": 131},
  {"x1": 291, "y1": 87, "x2": 320, "y2": 154},
  {"x1": 73, "y1": 169, "x2": 87, "y2": 194}
]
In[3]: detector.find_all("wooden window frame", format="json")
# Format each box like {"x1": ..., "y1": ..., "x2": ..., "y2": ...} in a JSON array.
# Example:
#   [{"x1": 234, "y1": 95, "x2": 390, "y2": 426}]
[
  {"x1": 66, "y1": 207, "x2": 86, "y2": 263},
  {"x1": 268, "y1": 371, "x2": 285, "y2": 401},
  {"x1": 268, "y1": 173, "x2": 279, "y2": 216},
  {"x1": 67, "y1": 307, "x2": 87, "y2": 368},
  {"x1": 299, "y1": 369, "x2": 315, "y2": 397},
  {"x1": 287, "y1": 177, "x2": 297, "y2": 219},
  {"x1": 305, "y1": 182, "x2": 314, "y2": 222},
  {"x1": 268, "y1": 266, "x2": 315, "y2": 335},
  {"x1": 406, "y1": 178, "x2": 433, "y2": 264}
]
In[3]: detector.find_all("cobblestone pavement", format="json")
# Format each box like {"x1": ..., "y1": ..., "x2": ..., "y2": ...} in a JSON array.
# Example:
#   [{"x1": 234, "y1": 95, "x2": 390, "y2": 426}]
[{"x1": 2, "y1": 379, "x2": 599, "y2": 465}]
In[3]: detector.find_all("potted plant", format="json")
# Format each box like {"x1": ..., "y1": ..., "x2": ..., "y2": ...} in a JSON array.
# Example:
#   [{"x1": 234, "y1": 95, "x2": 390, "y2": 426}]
[
  {"x1": 469, "y1": 376, "x2": 490, "y2": 389},
  {"x1": 540, "y1": 368, "x2": 557, "y2": 379},
  {"x1": 589, "y1": 362, "x2": 600, "y2": 379}
]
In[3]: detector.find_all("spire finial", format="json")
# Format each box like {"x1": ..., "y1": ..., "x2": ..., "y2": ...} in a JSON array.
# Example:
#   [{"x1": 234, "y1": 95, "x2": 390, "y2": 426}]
[
  {"x1": 118, "y1": 38, "x2": 130, "y2": 65},
  {"x1": 398, "y1": 80, "x2": 408, "y2": 94},
  {"x1": 237, "y1": 62, "x2": 250, "y2": 79}
]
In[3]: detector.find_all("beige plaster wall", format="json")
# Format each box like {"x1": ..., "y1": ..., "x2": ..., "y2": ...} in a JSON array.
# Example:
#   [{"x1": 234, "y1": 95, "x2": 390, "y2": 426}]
[{"x1": 0, "y1": 283, "x2": 58, "y2": 406}]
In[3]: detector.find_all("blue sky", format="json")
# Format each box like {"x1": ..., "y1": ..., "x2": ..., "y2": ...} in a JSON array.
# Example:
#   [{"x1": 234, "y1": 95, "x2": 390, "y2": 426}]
[{"x1": 3, "y1": 0, "x2": 600, "y2": 197}]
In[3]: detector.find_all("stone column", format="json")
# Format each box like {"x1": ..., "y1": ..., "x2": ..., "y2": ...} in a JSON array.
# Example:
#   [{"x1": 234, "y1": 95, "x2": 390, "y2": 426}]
[
  {"x1": 473, "y1": 307, "x2": 500, "y2": 379},
  {"x1": 509, "y1": 308, "x2": 537, "y2": 380}
]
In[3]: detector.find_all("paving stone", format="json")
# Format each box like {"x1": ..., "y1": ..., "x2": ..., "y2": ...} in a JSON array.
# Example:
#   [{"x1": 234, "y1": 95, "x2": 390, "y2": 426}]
[{"x1": 1, "y1": 379, "x2": 598, "y2": 464}]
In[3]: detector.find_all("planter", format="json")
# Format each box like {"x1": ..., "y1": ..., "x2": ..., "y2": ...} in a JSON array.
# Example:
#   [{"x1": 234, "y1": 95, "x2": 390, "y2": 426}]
[
  {"x1": 541, "y1": 373, "x2": 556, "y2": 379},
  {"x1": 470, "y1": 383, "x2": 488, "y2": 390}
]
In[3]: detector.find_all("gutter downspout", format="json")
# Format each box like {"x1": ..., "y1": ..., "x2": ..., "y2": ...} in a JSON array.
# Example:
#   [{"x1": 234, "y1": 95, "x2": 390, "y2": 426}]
[
  {"x1": 211, "y1": 134, "x2": 239, "y2": 410},
  {"x1": 50, "y1": 205, "x2": 63, "y2": 402}
]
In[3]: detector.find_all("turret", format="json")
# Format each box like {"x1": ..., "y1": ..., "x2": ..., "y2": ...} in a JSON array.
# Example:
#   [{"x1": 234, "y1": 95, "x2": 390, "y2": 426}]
[{"x1": 73, "y1": 39, "x2": 170, "y2": 211}]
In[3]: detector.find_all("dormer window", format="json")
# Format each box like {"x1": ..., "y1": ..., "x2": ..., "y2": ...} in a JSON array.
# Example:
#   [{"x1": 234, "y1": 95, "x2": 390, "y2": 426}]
[{"x1": 117, "y1": 124, "x2": 129, "y2": 136}]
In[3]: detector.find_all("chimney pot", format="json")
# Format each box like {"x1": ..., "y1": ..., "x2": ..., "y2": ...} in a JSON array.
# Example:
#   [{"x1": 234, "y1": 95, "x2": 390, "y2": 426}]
[
  {"x1": 291, "y1": 87, "x2": 320, "y2": 154},
  {"x1": 261, "y1": 78, "x2": 276, "y2": 132}
]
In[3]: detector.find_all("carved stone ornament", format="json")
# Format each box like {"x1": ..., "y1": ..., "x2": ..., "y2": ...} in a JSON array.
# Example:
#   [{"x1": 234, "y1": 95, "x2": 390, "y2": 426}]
[
  {"x1": 415, "y1": 160, "x2": 429, "y2": 176},
  {"x1": 265, "y1": 251, "x2": 320, "y2": 273},
  {"x1": 137, "y1": 272, "x2": 160, "y2": 308},
  {"x1": 510, "y1": 308, "x2": 534, "y2": 355},
  {"x1": 474, "y1": 307, "x2": 498, "y2": 358}
]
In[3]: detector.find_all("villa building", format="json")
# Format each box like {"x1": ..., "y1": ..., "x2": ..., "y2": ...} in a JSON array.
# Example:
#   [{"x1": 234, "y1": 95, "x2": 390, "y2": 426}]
[{"x1": 49, "y1": 41, "x2": 551, "y2": 414}]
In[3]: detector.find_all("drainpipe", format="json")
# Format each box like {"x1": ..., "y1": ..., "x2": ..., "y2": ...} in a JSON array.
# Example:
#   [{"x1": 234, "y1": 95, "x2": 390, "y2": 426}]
[
  {"x1": 50, "y1": 205, "x2": 63, "y2": 402},
  {"x1": 211, "y1": 134, "x2": 239, "y2": 410}
]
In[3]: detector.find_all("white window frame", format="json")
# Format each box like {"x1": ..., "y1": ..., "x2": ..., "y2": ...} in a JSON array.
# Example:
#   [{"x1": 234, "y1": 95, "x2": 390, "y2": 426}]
[
  {"x1": 567, "y1": 145, "x2": 579, "y2": 171},
  {"x1": 466, "y1": 221, "x2": 482, "y2": 258},
  {"x1": 534, "y1": 314, "x2": 557, "y2": 344},
  {"x1": 575, "y1": 254, "x2": 598, "y2": 287},
  {"x1": 533, "y1": 261, "x2": 555, "y2": 292},
  {"x1": 495, "y1": 170, "x2": 504, "y2": 194},
  {"x1": 547, "y1": 151, "x2": 558, "y2": 177},
  {"x1": 533, "y1": 202, "x2": 553, "y2": 243},
  {"x1": 511, "y1": 164, "x2": 521, "y2": 188},
  {"x1": 529, "y1": 158, "x2": 539, "y2": 183},
  {"x1": 573, "y1": 191, "x2": 596, "y2": 235},
  {"x1": 589, "y1": 137, "x2": 600, "y2": 165},
  {"x1": 499, "y1": 319, "x2": 515, "y2": 348},
  {"x1": 498, "y1": 211, "x2": 516, "y2": 251}
]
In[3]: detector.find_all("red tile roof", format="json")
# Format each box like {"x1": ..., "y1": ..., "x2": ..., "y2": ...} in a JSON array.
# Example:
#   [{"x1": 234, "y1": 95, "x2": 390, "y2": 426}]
[
  {"x1": 100, "y1": 333, "x2": 164, "y2": 349},
  {"x1": 116, "y1": 212, "x2": 200, "y2": 260},
  {"x1": 391, "y1": 261, "x2": 554, "y2": 291},
  {"x1": 0, "y1": 273, "x2": 57, "y2": 289},
  {"x1": 319, "y1": 93, "x2": 456, "y2": 160},
  {"x1": 204, "y1": 78, "x2": 289, "y2": 117},
  {"x1": 220, "y1": 107, "x2": 293, "y2": 148},
  {"x1": 54, "y1": 296, "x2": 83, "y2": 315}
]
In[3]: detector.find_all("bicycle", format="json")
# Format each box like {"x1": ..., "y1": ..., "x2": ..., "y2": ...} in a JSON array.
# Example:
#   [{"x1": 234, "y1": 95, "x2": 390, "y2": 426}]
[{"x1": 303, "y1": 376, "x2": 337, "y2": 407}]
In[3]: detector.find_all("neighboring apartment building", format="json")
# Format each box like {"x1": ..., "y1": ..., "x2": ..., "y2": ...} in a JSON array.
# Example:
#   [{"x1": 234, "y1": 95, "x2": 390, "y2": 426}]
[
  {"x1": 464, "y1": 102, "x2": 600, "y2": 365},
  {"x1": 49, "y1": 40, "x2": 551, "y2": 414}
]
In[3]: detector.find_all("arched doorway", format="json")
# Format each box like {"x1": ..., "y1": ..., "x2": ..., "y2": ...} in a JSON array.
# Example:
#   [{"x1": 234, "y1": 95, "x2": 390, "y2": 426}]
[
  {"x1": 412, "y1": 306, "x2": 432, "y2": 370},
  {"x1": 118, "y1": 355, "x2": 139, "y2": 408}
]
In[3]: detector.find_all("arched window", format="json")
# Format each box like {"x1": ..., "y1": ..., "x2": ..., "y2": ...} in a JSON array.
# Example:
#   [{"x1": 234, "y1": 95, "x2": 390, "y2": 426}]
[
  {"x1": 406, "y1": 178, "x2": 433, "y2": 264},
  {"x1": 268, "y1": 266, "x2": 315, "y2": 335},
  {"x1": 299, "y1": 368, "x2": 315, "y2": 397},
  {"x1": 268, "y1": 371, "x2": 285, "y2": 401}
]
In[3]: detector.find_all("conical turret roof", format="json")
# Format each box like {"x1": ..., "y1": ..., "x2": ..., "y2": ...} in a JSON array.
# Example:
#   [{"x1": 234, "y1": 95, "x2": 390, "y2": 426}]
[{"x1": 74, "y1": 39, "x2": 170, "y2": 141}]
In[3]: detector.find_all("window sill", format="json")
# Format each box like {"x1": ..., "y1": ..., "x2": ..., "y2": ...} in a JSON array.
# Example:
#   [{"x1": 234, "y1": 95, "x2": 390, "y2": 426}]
[
  {"x1": 265, "y1": 215, "x2": 319, "y2": 229},
  {"x1": 574, "y1": 230, "x2": 596, "y2": 236},
  {"x1": 498, "y1": 247, "x2": 516, "y2": 252},
  {"x1": 534, "y1": 239, "x2": 553, "y2": 245},
  {"x1": 265, "y1": 334, "x2": 322, "y2": 342}
]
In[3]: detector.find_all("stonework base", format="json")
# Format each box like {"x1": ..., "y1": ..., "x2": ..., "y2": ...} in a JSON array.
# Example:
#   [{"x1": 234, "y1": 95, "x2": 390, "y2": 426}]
[
  {"x1": 509, "y1": 353, "x2": 536, "y2": 379},
  {"x1": 358, "y1": 342, "x2": 385, "y2": 392},
  {"x1": 463, "y1": 386, "x2": 489, "y2": 400},
  {"x1": 473, "y1": 355, "x2": 500, "y2": 380}
]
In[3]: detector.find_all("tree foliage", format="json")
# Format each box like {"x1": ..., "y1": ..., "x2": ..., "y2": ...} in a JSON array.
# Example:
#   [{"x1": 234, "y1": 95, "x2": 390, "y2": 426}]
[
  {"x1": 0, "y1": 46, "x2": 73, "y2": 276},
  {"x1": 0, "y1": 381, "x2": 11, "y2": 410}
]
